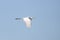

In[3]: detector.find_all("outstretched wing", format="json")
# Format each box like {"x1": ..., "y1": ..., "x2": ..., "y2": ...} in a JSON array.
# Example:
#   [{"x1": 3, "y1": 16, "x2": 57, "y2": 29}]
[
  {"x1": 23, "y1": 18, "x2": 32, "y2": 28},
  {"x1": 15, "y1": 18, "x2": 21, "y2": 20}
]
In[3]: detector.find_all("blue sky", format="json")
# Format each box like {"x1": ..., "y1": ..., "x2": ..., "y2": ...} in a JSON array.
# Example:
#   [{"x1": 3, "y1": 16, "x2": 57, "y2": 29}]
[{"x1": 0, "y1": 0, "x2": 60, "y2": 40}]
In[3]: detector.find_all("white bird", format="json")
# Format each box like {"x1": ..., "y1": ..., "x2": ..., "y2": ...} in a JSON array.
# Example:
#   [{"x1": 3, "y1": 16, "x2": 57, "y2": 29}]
[{"x1": 16, "y1": 17, "x2": 32, "y2": 28}]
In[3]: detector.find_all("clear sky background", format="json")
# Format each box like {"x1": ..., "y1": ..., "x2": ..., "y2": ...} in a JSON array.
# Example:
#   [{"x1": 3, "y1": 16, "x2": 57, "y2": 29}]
[{"x1": 0, "y1": 0, "x2": 60, "y2": 40}]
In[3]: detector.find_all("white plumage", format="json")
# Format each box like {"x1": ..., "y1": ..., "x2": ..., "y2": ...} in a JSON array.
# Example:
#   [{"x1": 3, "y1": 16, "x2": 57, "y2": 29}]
[
  {"x1": 23, "y1": 17, "x2": 32, "y2": 28},
  {"x1": 16, "y1": 17, "x2": 32, "y2": 28}
]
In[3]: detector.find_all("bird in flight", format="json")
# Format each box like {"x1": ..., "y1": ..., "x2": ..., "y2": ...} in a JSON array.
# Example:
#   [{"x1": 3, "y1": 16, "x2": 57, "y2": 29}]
[{"x1": 15, "y1": 17, "x2": 33, "y2": 28}]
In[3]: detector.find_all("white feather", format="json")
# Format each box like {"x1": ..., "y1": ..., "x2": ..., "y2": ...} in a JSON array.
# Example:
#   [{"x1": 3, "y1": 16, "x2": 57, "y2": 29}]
[{"x1": 23, "y1": 17, "x2": 32, "y2": 28}]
